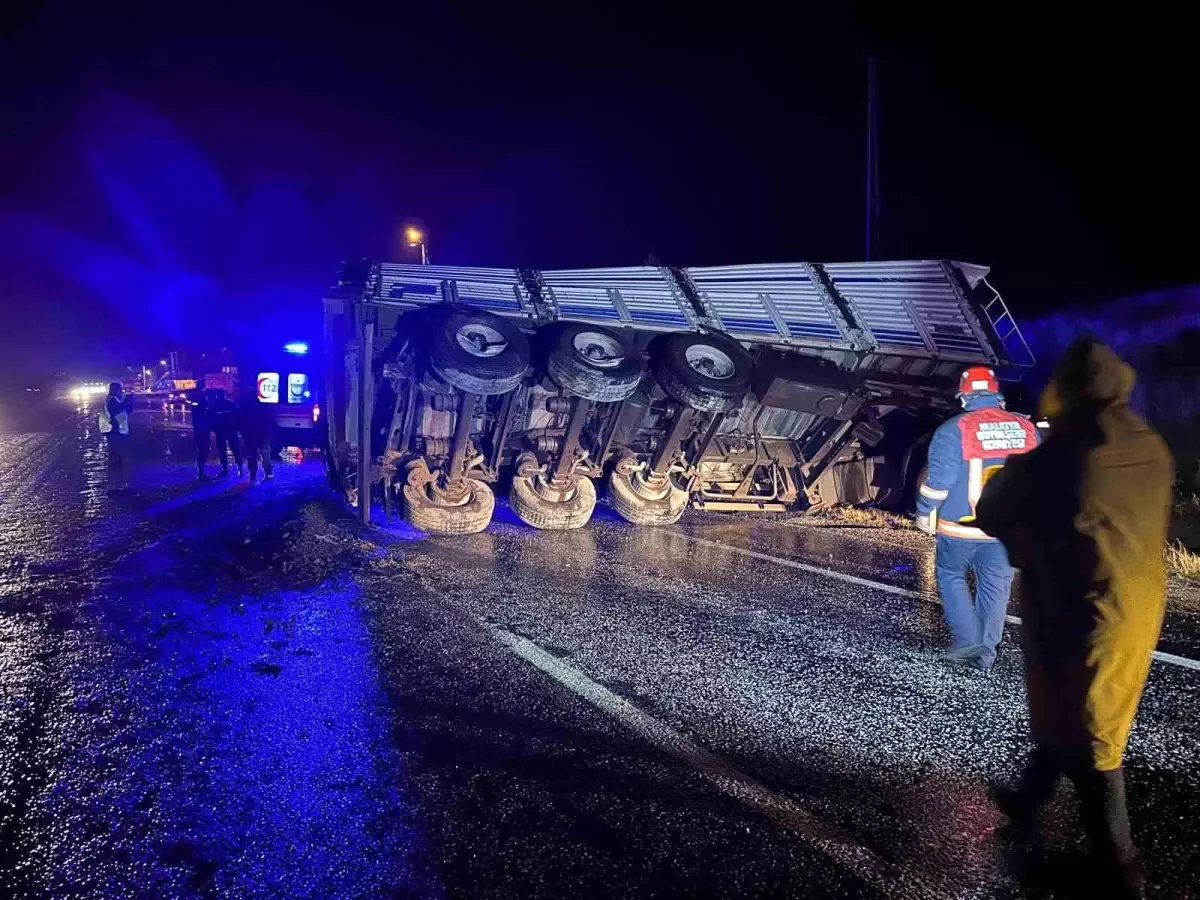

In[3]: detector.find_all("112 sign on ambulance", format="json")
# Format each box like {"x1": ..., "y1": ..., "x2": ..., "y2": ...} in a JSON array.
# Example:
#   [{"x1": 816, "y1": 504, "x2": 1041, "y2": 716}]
[{"x1": 258, "y1": 372, "x2": 280, "y2": 404}]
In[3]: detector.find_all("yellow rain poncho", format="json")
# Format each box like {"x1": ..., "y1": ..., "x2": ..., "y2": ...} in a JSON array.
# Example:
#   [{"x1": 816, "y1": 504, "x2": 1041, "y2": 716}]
[{"x1": 976, "y1": 341, "x2": 1173, "y2": 770}]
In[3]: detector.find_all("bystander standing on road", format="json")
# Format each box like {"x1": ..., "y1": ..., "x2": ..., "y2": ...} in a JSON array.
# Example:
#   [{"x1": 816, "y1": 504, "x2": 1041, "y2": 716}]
[
  {"x1": 208, "y1": 388, "x2": 244, "y2": 477},
  {"x1": 239, "y1": 392, "x2": 275, "y2": 482},
  {"x1": 914, "y1": 366, "x2": 1039, "y2": 671},
  {"x1": 976, "y1": 340, "x2": 1172, "y2": 900},
  {"x1": 191, "y1": 388, "x2": 213, "y2": 479},
  {"x1": 98, "y1": 381, "x2": 135, "y2": 493}
]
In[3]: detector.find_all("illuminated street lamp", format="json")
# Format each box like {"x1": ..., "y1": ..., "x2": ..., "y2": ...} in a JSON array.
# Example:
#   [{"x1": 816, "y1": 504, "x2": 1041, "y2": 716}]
[{"x1": 405, "y1": 226, "x2": 429, "y2": 265}]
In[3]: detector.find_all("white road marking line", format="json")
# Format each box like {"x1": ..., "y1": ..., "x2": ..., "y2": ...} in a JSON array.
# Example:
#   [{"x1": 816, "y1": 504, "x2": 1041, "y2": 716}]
[
  {"x1": 1145, "y1": 649, "x2": 1200, "y2": 672},
  {"x1": 489, "y1": 625, "x2": 912, "y2": 891},
  {"x1": 677, "y1": 533, "x2": 1200, "y2": 673},
  {"x1": 681, "y1": 534, "x2": 927, "y2": 600}
]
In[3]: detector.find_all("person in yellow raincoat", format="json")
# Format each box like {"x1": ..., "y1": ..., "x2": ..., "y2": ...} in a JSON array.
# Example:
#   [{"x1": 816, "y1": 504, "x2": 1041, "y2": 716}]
[{"x1": 975, "y1": 339, "x2": 1172, "y2": 899}]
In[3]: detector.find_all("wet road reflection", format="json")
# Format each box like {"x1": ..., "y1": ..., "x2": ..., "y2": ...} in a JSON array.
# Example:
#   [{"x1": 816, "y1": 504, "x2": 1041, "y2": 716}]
[
  {"x1": 376, "y1": 498, "x2": 1200, "y2": 899},
  {"x1": 1, "y1": 397, "x2": 435, "y2": 899},
  {"x1": 679, "y1": 512, "x2": 1200, "y2": 661},
  {"x1": 3, "y1": 393, "x2": 1198, "y2": 899}
]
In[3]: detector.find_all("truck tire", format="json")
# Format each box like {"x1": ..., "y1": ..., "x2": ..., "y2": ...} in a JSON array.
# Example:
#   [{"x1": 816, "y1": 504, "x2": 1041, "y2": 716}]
[
  {"x1": 653, "y1": 332, "x2": 753, "y2": 413},
  {"x1": 403, "y1": 478, "x2": 495, "y2": 534},
  {"x1": 546, "y1": 323, "x2": 646, "y2": 403},
  {"x1": 429, "y1": 307, "x2": 530, "y2": 396},
  {"x1": 608, "y1": 469, "x2": 689, "y2": 526},
  {"x1": 509, "y1": 474, "x2": 597, "y2": 530}
]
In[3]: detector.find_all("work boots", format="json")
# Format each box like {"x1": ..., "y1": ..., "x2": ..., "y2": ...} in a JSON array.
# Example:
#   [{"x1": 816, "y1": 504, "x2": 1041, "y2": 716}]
[
  {"x1": 993, "y1": 748, "x2": 1060, "y2": 840},
  {"x1": 1075, "y1": 767, "x2": 1145, "y2": 900},
  {"x1": 997, "y1": 756, "x2": 1146, "y2": 899}
]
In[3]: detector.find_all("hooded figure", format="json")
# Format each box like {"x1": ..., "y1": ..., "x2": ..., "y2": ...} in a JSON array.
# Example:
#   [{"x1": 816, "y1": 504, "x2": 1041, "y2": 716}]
[{"x1": 976, "y1": 340, "x2": 1172, "y2": 898}]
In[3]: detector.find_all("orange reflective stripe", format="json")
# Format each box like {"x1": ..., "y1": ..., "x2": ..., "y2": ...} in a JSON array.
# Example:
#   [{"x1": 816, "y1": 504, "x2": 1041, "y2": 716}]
[
  {"x1": 967, "y1": 458, "x2": 984, "y2": 506},
  {"x1": 920, "y1": 484, "x2": 950, "y2": 500},
  {"x1": 937, "y1": 520, "x2": 993, "y2": 540}
]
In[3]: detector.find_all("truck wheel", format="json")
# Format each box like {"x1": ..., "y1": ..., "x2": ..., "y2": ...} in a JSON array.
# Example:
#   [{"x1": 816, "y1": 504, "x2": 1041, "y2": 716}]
[
  {"x1": 653, "y1": 332, "x2": 753, "y2": 412},
  {"x1": 429, "y1": 307, "x2": 530, "y2": 395},
  {"x1": 403, "y1": 478, "x2": 495, "y2": 534},
  {"x1": 509, "y1": 473, "x2": 597, "y2": 530},
  {"x1": 608, "y1": 468, "x2": 689, "y2": 526},
  {"x1": 546, "y1": 323, "x2": 646, "y2": 403}
]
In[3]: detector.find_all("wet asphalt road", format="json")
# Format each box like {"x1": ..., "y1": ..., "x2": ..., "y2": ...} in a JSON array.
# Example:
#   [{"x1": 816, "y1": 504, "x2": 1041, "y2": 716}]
[{"x1": 2, "y1": 395, "x2": 1198, "y2": 899}]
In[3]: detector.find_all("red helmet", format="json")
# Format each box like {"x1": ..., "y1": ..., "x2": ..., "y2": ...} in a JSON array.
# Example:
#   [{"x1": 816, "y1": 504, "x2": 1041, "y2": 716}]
[{"x1": 958, "y1": 366, "x2": 1000, "y2": 396}]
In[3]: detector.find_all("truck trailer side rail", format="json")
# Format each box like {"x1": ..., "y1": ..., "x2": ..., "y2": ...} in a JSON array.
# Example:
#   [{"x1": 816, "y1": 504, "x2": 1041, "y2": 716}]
[{"x1": 359, "y1": 258, "x2": 1031, "y2": 369}]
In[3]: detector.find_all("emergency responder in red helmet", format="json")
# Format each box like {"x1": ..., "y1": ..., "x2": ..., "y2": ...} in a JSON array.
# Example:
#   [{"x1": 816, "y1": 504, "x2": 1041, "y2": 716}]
[{"x1": 914, "y1": 365, "x2": 1039, "y2": 670}]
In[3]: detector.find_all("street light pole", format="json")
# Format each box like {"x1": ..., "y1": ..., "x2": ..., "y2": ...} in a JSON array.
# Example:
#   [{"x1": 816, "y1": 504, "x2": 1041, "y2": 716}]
[
  {"x1": 864, "y1": 54, "x2": 881, "y2": 261},
  {"x1": 405, "y1": 226, "x2": 429, "y2": 265}
]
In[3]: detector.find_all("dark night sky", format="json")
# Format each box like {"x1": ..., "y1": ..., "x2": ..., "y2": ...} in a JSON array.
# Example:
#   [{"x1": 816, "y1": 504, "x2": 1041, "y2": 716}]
[{"x1": 1, "y1": 3, "x2": 1196, "y2": 375}]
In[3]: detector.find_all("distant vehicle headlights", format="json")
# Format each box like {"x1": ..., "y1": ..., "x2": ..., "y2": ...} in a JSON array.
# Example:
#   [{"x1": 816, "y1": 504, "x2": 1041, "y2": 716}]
[{"x1": 72, "y1": 383, "x2": 108, "y2": 399}]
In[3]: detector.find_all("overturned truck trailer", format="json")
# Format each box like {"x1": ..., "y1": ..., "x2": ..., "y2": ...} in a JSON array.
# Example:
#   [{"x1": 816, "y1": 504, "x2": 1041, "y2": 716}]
[{"x1": 322, "y1": 259, "x2": 1033, "y2": 534}]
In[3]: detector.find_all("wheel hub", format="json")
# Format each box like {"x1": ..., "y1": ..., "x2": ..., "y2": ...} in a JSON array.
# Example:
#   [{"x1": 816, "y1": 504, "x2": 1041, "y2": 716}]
[
  {"x1": 630, "y1": 470, "x2": 672, "y2": 501},
  {"x1": 429, "y1": 477, "x2": 473, "y2": 507},
  {"x1": 456, "y1": 323, "x2": 508, "y2": 358},
  {"x1": 531, "y1": 472, "x2": 578, "y2": 503},
  {"x1": 684, "y1": 344, "x2": 735, "y2": 380},
  {"x1": 572, "y1": 331, "x2": 623, "y2": 368}
]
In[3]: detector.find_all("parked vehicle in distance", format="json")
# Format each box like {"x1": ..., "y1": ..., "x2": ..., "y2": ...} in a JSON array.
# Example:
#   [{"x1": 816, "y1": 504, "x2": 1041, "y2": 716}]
[
  {"x1": 322, "y1": 258, "x2": 1033, "y2": 534},
  {"x1": 240, "y1": 345, "x2": 322, "y2": 456}
]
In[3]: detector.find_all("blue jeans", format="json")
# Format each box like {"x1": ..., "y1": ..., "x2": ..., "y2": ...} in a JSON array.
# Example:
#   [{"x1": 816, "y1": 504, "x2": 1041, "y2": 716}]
[{"x1": 935, "y1": 535, "x2": 1015, "y2": 668}]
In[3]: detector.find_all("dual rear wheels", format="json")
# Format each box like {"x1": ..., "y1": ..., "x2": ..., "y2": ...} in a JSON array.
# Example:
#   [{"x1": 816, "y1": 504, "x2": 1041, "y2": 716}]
[
  {"x1": 396, "y1": 308, "x2": 752, "y2": 534},
  {"x1": 607, "y1": 466, "x2": 689, "y2": 526},
  {"x1": 509, "y1": 473, "x2": 598, "y2": 530},
  {"x1": 508, "y1": 465, "x2": 688, "y2": 530},
  {"x1": 405, "y1": 468, "x2": 682, "y2": 534},
  {"x1": 403, "y1": 477, "x2": 496, "y2": 535},
  {"x1": 401, "y1": 307, "x2": 526, "y2": 536},
  {"x1": 507, "y1": 322, "x2": 641, "y2": 531}
]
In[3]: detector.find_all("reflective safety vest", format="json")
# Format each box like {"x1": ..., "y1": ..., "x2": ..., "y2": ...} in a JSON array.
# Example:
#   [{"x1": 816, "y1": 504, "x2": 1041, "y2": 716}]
[
  {"x1": 916, "y1": 395, "x2": 1039, "y2": 540},
  {"x1": 98, "y1": 399, "x2": 130, "y2": 435}
]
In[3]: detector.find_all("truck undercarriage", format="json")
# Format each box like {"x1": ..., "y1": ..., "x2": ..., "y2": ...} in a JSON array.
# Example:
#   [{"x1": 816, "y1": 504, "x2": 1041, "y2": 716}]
[{"x1": 323, "y1": 259, "x2": 1032, "y2": 534}]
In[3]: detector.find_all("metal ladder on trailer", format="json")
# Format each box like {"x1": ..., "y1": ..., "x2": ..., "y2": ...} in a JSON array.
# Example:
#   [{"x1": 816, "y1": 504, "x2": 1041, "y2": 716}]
[{"x1": 979, "y1": 276, "x2": 1036, "y2": 371}]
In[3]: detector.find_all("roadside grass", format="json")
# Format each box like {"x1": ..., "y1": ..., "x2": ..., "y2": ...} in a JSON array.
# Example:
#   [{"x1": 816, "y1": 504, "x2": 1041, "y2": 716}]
[
  {"x1": 807, "y1": 504, "x2": 916, "y2": 530},
  {"x1": 808, "y1": 492, "x2": 1200, "y2": 581},
  {"x1": 1167, "y1": 492, "x2": 1200, "y2": 581},
  {"x1": 1165, "y1": 541, "x2": 1200, "y2": 581}
]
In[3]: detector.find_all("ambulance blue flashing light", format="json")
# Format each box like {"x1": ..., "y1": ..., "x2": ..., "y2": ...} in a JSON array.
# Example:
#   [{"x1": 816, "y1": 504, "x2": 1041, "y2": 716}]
[{"x1": 284, "y1": 342, "x2": 309, "y2": 355}]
